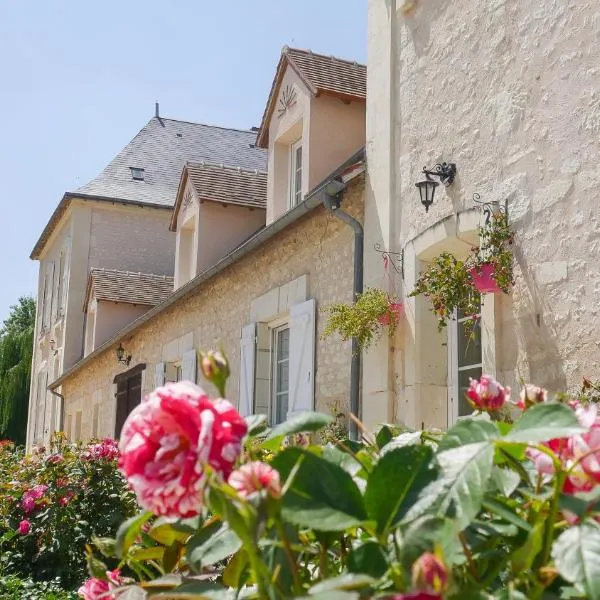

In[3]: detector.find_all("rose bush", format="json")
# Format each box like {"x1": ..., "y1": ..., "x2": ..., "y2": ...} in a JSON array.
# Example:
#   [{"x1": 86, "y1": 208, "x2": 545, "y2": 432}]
[
  {"x1": 0, "y1": 435, "x2": 137, "y2": 594},
  {"x1": 78, "y1": 355, "x2": 600, "y2": 599}
]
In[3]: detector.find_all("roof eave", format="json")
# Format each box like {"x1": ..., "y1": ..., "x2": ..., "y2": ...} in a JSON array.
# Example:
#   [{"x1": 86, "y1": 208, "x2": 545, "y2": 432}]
[
  {"x1": 31, "y1": 193, "x2": 173, "y2": 260},
  {"x1": 169, "y1": 167, "x2": 191, "y2": 232}
]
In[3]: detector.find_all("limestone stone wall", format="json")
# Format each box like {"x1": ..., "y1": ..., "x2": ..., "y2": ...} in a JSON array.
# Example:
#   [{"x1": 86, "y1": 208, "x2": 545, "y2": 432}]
[
  {"x1": 60, "y1": 180, "x2": 363, "y2": 440},
  {"x1": 365, "y1": 0, "x2": 600, "y2": 429}
]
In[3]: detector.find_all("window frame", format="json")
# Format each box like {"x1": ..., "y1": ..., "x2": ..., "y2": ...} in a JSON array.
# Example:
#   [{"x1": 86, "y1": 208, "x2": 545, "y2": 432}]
[
  {"x1": 130, "y1": 167, "x2": 145, "y2": 181},
  {"x1": 289, "y1": 139, "x2": 302, "y2": 208},
  {"x1": 447, "y1": 304, "x2": 483, "y2": 426},
  {"x1": 270, "y1": 323, "x2": 290, "y2": 426}
]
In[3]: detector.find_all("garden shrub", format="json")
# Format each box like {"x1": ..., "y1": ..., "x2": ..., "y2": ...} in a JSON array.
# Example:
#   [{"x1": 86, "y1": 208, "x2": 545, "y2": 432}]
[{"x1": 0, "y1": 435, "x2": 137, "y2": 594}]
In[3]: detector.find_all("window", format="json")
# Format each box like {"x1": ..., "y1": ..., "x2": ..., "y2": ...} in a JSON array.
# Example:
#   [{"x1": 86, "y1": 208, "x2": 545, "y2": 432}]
[
  {"x1": 448, "y1": 304, "x2": 482, "y2": 425},
  {"x1": 289, "y1": 139, "x2": 302, "y2": 208},
  {"x1": 41, "y1": 274, "x2": 50, "y2": 331},
  {"x1": 271, "y1": 325, "x2": 290, "y2": 425},
  {"x1": 130, "y1": 167, "x2": 145, "y2": 181}
]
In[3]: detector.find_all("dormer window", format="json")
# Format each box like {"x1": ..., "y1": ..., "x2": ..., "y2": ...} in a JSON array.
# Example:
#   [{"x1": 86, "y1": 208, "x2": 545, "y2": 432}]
[
  {"x1": 289, "y1": 139, "x2": 302, "y2": 207},
  {"x1": 130, "y1": 167, "x2": 145, "y2": 181}
]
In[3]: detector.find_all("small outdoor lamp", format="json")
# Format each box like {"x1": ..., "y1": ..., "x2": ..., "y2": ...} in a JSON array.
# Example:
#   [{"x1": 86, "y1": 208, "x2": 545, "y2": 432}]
[
  {"x1": 115, "y1": 343, "x2": 131, "y2": 366},
  {"x1": 415, "y1": 162, "x2": 457, "y2": 212}
]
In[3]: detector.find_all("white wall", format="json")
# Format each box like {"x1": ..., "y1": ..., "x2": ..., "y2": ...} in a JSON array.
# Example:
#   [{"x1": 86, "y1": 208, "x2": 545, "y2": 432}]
[{"x1": 365, "y1": 0, "x2": 600, "y2": 430}]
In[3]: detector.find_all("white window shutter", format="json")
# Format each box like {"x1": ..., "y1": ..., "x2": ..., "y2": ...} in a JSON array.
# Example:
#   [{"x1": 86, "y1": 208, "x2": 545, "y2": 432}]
[
  {"x1": 289, "y1": 298, "x2": 316, "y2": 417},
  {"x1": 154, "y1": 362, "x2": 166, "y2": 387},
  {"x1": 182, "y1": 349, "x2": 197, "y2": 383},
  {"x1": 239, "y1": 323, "x2": 256, "y2": 416}
]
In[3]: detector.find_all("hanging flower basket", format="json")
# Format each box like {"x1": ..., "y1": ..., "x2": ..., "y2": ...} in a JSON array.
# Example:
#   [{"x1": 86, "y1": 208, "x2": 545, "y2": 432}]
[
  {"x1": 469, "y1": 263, "x2": 502, "y2": 294},
  {"x1": 377, "y1": 302, "x2": 404, "y2": 325}
]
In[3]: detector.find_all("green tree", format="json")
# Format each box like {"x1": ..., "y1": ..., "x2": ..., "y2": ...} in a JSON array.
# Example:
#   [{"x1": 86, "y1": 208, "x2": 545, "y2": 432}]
[{"x1": 0, "y1": 296, "x2": 35, "y2": 444}]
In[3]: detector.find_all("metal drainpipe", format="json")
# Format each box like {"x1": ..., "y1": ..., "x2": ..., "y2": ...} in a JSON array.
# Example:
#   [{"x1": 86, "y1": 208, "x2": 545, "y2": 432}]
[{"x1": 324, "y1": 191, "x2": 364, "y2": 441}]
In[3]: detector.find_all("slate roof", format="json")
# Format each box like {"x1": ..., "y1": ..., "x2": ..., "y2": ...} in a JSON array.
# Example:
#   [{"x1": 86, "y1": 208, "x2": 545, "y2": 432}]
[
  {"x1": 76, "y1": 117, "x2": 267, "y2": 207},
  {"x1": 84, "y1": 268, "x2": 174, "y2": 310},
  {"x1": 31, "y1": 117, "x2": 267, "y2": 259},
  {"x1": 256, "y1": 47, "x2": 367, "y2": 148},
  {"x1": 170, "y1": 162, "x2": 267, "y2": 230}
]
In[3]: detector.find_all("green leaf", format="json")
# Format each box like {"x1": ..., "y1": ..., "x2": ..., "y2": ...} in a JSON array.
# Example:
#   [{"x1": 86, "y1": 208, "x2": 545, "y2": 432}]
[
  {"x1": 552, "y1": 521, "x2": 600, "y2": 600},
  {"x1": 91, "y1": 536, "x2": 116, "y2": 558},
  {"x1": 491, "y1": 466, "x2": 521, "y2": 497},
  {"x1": 309, "y1": 573, "x2": 375, "y2": 594},
  {"x1": 266, "y1": 411, "x2": 332, "y2": 440},
  {"x1": 222, "y1": 549, "x2": 249, "y2": 588},
  {"x1": 400, "y1": 516, "x2": 462, "y2": 565},
  {"x1": 115, "y1": 511, "x2": 153, "y2": 559},
  {"x1": 439, "y1": 418, "x2": 499, "y2": 451},
  {"x1": 163, "y1": 542, "x2": 180, "y2": 573},
  {"x1": 272, "y1": 448, "x2": 368, "y2": 531},
  {"x1": 129, "y1": 546, "x2": 165, "y2": 562},
  {"x1": 116, "y1": 586, "x2": 148, "y2": 600},
  {"x1": 322, "y1": 445, "x2": 362, "y2": 477},
  {"x1": 304, "y1": 593, "x2": 360, "y2": 600},
  {"x1": 482, "y1": 498, "x2": 532, "y2": 532},
  {"x1": 380, "y1": 431, "x2": 423, "y2": 455},
  {"x1": 505, "y1": 403, "x2": 586, "y2": 443},
  {"x1": 149, "y1": 519, "x2": 191, "y2": 546},
  {"x1": 347, "y1": 541, "x2": 388, "y2": 577},
  {"x1": 511, "y1": 521, "x2": 543, "y2": 574},
  {"x1": 245, "y1": 414, "x2": 268, "y2": 436},
  {"x1": 188, "y1": 525, "x2": 242, "y2": 571},
  {"x1": 375, "y1": 425, "x2": 394, "y2": 449},
  {"x1": 364, "y1": 445, "x2": 437, "y2": 534},
  {"x1": 86, "y1": 553, "x2": 108, "y2": 579},
  {"x1": 436, "y1": 441, "x2": 495, "y2": 530}
]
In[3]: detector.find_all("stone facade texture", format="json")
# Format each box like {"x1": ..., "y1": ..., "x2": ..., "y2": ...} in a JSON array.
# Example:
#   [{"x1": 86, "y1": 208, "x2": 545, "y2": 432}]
[
  {"x1": 61, "y1": 181, "x2": 363, "y2": 440},
  {"x1": 364, "y1": 0, "x2": 600, "y2": 430}
]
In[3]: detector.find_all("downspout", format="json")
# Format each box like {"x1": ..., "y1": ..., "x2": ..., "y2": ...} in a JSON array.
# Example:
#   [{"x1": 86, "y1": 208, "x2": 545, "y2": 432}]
[{"x1": 323, "y1": 187, "x2": 364, "y2": 440}]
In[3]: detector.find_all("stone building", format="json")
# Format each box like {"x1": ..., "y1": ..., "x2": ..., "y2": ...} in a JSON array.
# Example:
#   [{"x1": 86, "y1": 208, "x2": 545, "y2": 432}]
[
  {"x1": 362, "y1": 0, "x2": 600, "y2": 432},
  {"x1": 27, "y1": 47, "x2": 366, "y2": 446}
]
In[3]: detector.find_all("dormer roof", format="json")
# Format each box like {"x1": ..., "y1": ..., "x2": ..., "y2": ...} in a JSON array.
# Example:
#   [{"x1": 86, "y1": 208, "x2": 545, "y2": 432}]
[
  {"x1": 256, "y1": 47, "x2": 367, "y2": 149},
  {"x1": 170, "y1": 162, "x2": 267, "y2": 231},
  {"x1": 84, "y1": 268, "x2": 173, "y2": 310}
]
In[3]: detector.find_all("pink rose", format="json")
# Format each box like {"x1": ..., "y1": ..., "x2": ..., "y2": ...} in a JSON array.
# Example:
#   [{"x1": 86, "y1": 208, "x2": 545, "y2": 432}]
[
  {"x1": 31, "y1": 484, "x2": 48, "y2": 499},
  {"x1": 118, "y1": 381, "x2": 247, "y2": 517},
  {"x1": 517, "y1": 384, "x2": 548, "y2": 410},
  {"x1": 46, "y1": 453, "x2": 64, "y2": 465},
  {"x1": 18, "y1": 519, "x2": 31, "y2": 535},
  {"x1": 411, "y1": 552, "x2": 448, "y2": 593},
  {"x1": 21, "y1": 495, "x2": 35, "y2": 514},
  {"x1": 83, "y1": 439, "x2": 120, "y2": 461},
  {"x1": 21, "y1": 484, "x2": 48, "y2": 513},
  {"x1": 78, "y1": 570, "x2": 123, "y2": 600},
  {"x1": 78, "y1": 578, "x2": 111, "y2": 600},
  {"x1": 228, "y1": 461, "x2": 282, "y2": 499},
  {"x1": 467, "y1": 375, "x2": 510, "y2": 411},
  {"x1": 59, "y1": 491, "x2": 75, "y2": 507}
]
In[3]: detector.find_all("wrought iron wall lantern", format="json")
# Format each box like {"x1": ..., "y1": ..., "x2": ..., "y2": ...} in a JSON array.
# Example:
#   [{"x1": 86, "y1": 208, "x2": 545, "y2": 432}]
[
  {"x1": 115, "y1": 343, "x2": 131, "y2": 367},
  {"x1": 415, "y1": 162, "x2": 457, "y2": 212}
]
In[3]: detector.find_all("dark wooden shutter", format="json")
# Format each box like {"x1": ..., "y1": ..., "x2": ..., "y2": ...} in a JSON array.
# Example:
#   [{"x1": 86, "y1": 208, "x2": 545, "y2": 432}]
[{"x1": 114, "y1": 380, "x2": 129, "y2": 438}]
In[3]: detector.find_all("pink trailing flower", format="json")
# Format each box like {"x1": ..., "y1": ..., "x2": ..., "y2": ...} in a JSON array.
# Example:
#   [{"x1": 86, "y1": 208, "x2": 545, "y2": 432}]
[
  {"x1": 517, "y1": 384, "x2": 548, "y2": 410},
  {"x1": 228, "y1": 461, "x2": 282, "y2": 499},
  {"x1": 119, "y1": 381, "x2": 247, "y2": 517},
  {"x1": 411, "y1": 552, "x2": 448, "y2": 593},
  {"x1": 18, "y1": 519, "x2": 31, "y2": 535},
  {"x1": 466, "y1": 375, "x2": 510, "y2": 411}
]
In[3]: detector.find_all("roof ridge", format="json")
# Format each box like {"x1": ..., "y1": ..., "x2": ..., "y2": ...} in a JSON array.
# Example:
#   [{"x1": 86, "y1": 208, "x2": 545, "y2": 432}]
[
  {"x1": 156, "y1": 116, "x2": 259, "y2": 134},
  {"x1": 186, "y1": 160, "x2": 267, "y2": 175},
  {"x1": 284, "y1": 46, "x2": 366, "y2": 68}
]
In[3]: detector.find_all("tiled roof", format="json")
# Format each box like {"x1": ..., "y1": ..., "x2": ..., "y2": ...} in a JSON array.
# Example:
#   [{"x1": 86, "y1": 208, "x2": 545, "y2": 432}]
[
  {"x1": 85, "y1": 268, "x2": 174, "y2": 310},
  {"x1": 170, "y1": 162, "x2": 267, "y2": 230},
  {"x1": 76, "y1": 117, "x2": 267, "y2": 207},
  {"x1": 256, "y1": 47, "x2": 367, "y2": 148}
]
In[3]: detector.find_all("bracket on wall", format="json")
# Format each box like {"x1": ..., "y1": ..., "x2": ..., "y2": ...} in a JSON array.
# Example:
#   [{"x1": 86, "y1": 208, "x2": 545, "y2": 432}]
[
  {"x1": 374, "y1": 243, "x2": 404, "y2": 277},
  {"x1": 472, "y1": 193, "x2": 509, "y2": 225}
]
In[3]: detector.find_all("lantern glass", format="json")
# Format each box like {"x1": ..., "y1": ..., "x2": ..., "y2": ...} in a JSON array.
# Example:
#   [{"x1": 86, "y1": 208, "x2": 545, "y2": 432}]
[
  {"x1": 415, "y1": 179, "x2": 439, "y2": 212},
  {"x1": 116, "y1": 344, "x2": 124, "y2": 362}
]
